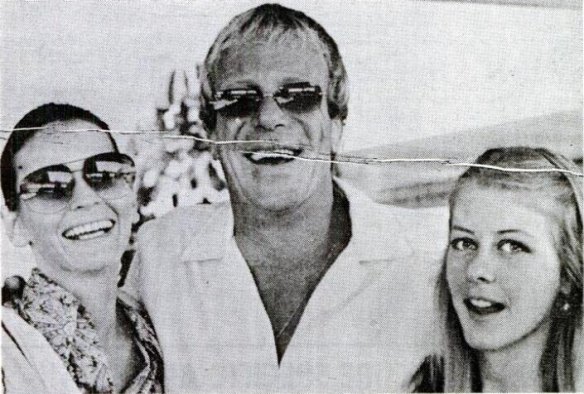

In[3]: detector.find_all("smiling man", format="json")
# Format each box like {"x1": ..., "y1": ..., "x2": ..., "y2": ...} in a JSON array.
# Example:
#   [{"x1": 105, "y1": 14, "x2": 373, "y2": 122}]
[{"x1": 126, "y1": 4, "x2": 448, "y2": 391}]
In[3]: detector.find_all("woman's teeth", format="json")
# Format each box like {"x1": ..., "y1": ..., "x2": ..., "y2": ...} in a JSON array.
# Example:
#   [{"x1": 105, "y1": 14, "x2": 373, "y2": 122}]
[
  {"x1": 470, "y1": 299, "x2": 493, "y2": 308},
  {"x1": 63, "y1": 220, "x2": 115, "y2": 241},
  {"x1": 464, "y1": 297, "x2": 505, "y2": 315}
]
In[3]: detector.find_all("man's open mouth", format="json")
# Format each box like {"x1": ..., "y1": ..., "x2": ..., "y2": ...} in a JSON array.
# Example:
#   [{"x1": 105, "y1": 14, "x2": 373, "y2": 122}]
[
  {"x1": 243, "y1": 148, "x2": 303, "y2": 165},
  {"x1": 62, "y1": 220, "x2": 115, "y2": 241},
  {"x1": 464, "y1": 297, "x2": 506, "y2": 316}
]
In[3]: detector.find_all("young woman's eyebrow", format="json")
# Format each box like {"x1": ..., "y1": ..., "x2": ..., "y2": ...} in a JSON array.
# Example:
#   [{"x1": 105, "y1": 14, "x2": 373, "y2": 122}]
[
  {"x1": 497, "y1": 229, "x2": 535, "y2": 238},
  {"x1": 451, "y1": 225, "x2": 474, "y2": 234}
]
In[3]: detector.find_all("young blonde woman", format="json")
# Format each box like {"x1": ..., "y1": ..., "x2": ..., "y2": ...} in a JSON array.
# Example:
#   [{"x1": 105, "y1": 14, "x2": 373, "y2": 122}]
[
  {"x1": 412, "y1": 147, "x2": 582, "y2": 392},
  {"x1": 1, "y1": 104, "x2": 163, "y2": 393}
]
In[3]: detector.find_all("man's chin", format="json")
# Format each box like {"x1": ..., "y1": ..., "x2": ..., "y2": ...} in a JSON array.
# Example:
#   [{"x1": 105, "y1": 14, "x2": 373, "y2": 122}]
[
  {"x1": 241, "y1": 178, "x2": 330, "y2": 213},
  {"x1": 227, "y1": 160, "x2": 333, "y2": 211},
  {"x1": 244, "y1": 191, "x2": 307, "y2": 213}
]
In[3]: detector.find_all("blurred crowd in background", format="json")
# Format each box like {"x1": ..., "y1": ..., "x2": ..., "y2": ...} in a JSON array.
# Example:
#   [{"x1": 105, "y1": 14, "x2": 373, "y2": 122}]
[{"x1": 128, "y1": 68, "x2": 229, "y2": 223}]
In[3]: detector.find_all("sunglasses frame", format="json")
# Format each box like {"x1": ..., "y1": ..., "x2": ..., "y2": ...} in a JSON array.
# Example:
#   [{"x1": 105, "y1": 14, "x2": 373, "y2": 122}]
[
  {"x1": 17, "y1": 152, "x2": 136, "y2": 213},
  {"x1": 211, "y1": 82, "x2": 323, "y2": 118}
]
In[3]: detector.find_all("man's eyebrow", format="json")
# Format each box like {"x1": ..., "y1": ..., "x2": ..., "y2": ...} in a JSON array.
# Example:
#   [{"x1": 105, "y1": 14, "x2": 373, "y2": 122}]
[
  {"x1": 451, "y1": 225, "x2": 474, "y2": 234},
  {"x1": 218, "y1": 80, "x2": 259, "y2": 90},
  {"x1": 280, "y1": 77, "x2": 310, "y2": 84}
]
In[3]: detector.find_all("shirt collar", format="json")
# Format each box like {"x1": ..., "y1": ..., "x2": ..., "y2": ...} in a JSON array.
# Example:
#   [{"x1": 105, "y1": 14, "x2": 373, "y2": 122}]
[
  {"x1": 16, "y1": 269, "x2": 164, "y2": 393},
  {"x1": 335, "y1": 177, "x2": 414, "y2": 263},
  {"x1": 181, "y1": 178, "x2": 413, "y2": 264}
]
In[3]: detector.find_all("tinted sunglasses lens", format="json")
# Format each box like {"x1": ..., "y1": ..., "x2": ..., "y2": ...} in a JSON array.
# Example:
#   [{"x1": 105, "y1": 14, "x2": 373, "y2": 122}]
[
  {"x1": 276, "y1": 90, "x2": 322, "y2": 113},
  {"x1": 19, "y1": 167, "x2": 73, "y2": 212},
  {"x1": 214, "y1": 90, "x2": 261, "y2": 118},
  {"x1": 18, "y1": 153, "x2": 135, "y2": 213},
  {"x1": 84, "y1": 153, "x2": 136, "y2": 200}
]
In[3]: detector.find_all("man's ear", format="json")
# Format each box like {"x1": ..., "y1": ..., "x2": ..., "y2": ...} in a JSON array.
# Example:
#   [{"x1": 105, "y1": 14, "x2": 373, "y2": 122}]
[
  {"x1": 211, "y1": 143, "x2": 219, "y2": 161},
  {"x1": 1, "y1": 206, "x2": 31, "y2": 247},
  {"x1": 207, "y1": 128, "x2": 220, "y2": 161},
  {"x1": 330, "y1": 118, "x2": 343, "y2": 156}
]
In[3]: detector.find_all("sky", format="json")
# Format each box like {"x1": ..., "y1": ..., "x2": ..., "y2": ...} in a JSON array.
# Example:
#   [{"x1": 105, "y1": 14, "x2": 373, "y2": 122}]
[{"x1": 0, "y1": 0, "x2": 581, "y2": 152}]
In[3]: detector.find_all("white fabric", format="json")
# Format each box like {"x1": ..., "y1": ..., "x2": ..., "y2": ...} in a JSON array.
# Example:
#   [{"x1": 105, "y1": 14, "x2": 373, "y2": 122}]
[
  {"x1": 125, "y1": 179, "x2": 449, "y2": 392},
  {"x1": 2, "y1": 307, "x2": 81, "y2": 394}
]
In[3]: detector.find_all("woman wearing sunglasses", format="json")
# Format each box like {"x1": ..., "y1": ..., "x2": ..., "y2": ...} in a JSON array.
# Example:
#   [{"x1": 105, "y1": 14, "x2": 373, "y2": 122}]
[
  {"x1": 411, "y1": 147, "x2": 582, "y2": 392},
  {"x1": 1, "y1": 104, "x2": 163, "y2": 393}
]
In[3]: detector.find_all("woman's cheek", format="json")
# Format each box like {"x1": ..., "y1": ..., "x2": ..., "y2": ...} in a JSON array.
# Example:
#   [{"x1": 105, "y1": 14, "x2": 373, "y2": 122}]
[{"x1": 446, "y1": 253, "x2": 467, "y2": 294}]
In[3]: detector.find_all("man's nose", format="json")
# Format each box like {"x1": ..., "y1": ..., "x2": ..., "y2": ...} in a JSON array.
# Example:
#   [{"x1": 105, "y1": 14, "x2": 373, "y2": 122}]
[
  {"x1": 256, "y1": 96, "x2": 287, "y2": 131},
  {"x1": 69, "y1": 172, "x2": 102, "y2": 210},
  {"x1": 466, "y1": 250, "x2": 497, "y2": 284}
]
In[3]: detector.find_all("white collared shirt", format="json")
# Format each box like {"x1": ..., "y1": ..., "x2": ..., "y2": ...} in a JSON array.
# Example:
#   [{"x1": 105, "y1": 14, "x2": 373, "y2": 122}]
[{"x1": 125, "y1": 180, "x2": 448, "y2": 392}]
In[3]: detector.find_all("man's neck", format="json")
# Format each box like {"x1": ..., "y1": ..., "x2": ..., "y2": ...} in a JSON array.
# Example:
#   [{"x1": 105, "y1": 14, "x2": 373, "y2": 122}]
[
  {"x1": 233, "y1": 179, "x2": 336, "y2": 265},
  {"x1": 232, "y1": 179, "x2": 352, "y2": 361}
]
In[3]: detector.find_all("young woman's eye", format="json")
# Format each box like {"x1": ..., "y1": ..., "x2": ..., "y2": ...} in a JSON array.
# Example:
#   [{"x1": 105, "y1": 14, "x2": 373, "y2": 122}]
[
  {"x1": 450, "y1": 238, "x2": 477, "y2": 251},
  {"x1": 498, "y1": 240, "x2": 531, "y2": 254}
]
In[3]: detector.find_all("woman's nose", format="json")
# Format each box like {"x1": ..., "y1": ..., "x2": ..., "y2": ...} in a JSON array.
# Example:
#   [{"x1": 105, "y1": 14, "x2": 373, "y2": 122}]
[
  {"x1": 69, "y1": 172, "x2": 102, "y2": 210},
  {"x1": 257, "y1": 96, "x2": 287, "y2": 131},
  {"x1": 466, "y1": 250, "x2": 497, "y2": 284}
]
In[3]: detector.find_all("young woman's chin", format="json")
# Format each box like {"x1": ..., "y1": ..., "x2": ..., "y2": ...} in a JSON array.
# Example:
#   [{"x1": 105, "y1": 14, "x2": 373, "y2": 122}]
[{"x1": 459, "y1": 310, "x2": 552, "y2": 353}]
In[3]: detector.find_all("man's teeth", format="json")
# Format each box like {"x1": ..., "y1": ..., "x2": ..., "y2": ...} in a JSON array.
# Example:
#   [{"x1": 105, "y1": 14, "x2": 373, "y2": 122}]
[
  {"x1": 63, "y1": 220, "x2": 114, "y2": 240},
  {"x1": 249, "y1": 149, "x2": 298, "y2": 161}
]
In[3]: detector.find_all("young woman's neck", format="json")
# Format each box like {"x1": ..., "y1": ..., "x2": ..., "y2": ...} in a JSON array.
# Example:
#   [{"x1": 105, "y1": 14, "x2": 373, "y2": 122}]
[
  {"x1": 37, "y1": 261, "x2": 120, "y2": 339},
  {"x1": 479, "y1": 320, "x2": 550, "y2": 392}
]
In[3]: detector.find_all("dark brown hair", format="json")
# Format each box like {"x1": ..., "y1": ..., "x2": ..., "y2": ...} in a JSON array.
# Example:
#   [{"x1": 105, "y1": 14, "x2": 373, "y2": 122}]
[{"x1": 1, "y1": 103, "x2": 117, "y2": 211}]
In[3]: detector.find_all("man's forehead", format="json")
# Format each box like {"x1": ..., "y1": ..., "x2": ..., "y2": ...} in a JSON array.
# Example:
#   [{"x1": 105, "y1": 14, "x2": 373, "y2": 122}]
[
  {"x1": 224, "y1": 34, "x2": 323, "y2": 53},
  {"x1": 216, "y1": 39, "x2": 328, "y2": 88}
]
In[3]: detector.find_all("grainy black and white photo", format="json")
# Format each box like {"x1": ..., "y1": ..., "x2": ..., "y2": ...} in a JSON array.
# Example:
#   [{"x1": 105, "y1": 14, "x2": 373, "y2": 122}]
[{"x1": 0, "y1": 1, "x2": 582, "y2": 392}]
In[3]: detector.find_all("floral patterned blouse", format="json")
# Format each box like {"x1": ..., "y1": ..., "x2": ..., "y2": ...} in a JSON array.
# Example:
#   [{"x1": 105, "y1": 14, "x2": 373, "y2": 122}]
[{"x1": 14, "y1": 269, "x2": 164, "y2": 393}]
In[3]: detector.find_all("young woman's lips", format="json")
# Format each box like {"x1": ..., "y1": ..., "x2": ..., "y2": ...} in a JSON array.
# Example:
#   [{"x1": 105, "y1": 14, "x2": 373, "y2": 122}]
[
  {"x1": 62, "y1": 220, "x2": 115, "y2": 241},
  {"x1": 464, "y1": 297, "x2": 506, "y2": 316},
  {"x1": 243, "y1": 148, "x2": 303, "y2": 165}
]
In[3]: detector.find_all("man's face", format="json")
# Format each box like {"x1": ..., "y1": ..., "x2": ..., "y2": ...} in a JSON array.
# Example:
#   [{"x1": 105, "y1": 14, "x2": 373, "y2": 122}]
[{"x1": 213, "y1": 39, "x2": 342, "y2": 212}]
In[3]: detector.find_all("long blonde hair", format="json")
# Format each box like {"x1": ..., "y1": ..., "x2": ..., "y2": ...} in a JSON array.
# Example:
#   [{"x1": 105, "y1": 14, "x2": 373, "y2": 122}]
[{"x1": 437, "y1": 147, "x2": 583, "y2": 392}]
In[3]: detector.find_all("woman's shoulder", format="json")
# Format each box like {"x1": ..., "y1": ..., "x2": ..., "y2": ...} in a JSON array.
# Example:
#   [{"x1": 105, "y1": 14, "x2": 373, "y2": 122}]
[
  {"x1": 2, "y1": 306, "x2": 80, "y2": 393},
  {"x1": 2, "y1": 310, "x2": 51, "y2": 393},
  {"x1": 2, "y1": 305, "x2": 50, "y2": 349}
]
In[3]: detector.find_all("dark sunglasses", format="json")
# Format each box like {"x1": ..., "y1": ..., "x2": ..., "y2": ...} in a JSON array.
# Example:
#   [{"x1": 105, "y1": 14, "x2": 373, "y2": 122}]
[
  {"x1": 18, "y1": 152, "x2": 136, "y2": 213},
  {"x1": 211, "y1": 82, "x2": 323, "y2": 118}
]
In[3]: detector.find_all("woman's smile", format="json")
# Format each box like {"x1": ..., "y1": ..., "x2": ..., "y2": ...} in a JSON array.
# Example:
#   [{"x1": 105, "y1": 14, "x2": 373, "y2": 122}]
[
  {"x1": 464, "y1": 297, "x2": 506, "y2": 317},
  {"x1": 62, "y1": 219, "x2": 115, "y2": 240}
]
